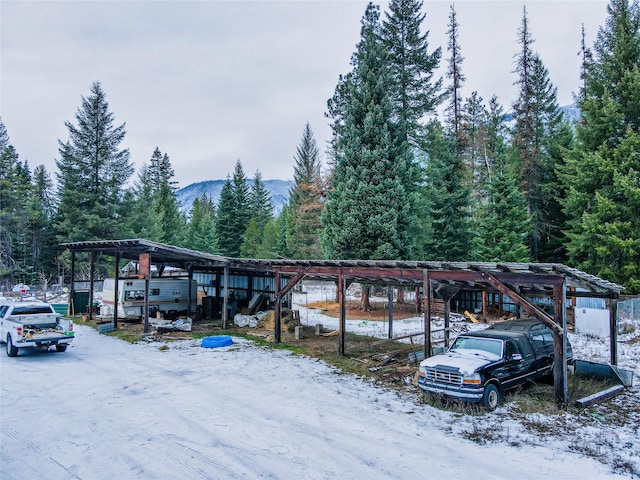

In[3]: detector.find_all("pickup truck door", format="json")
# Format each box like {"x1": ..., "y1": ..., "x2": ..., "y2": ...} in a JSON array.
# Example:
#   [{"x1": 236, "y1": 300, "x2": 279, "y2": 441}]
[
  {"x1": 528, "y1": 330, "x2": 555, "y2": 375},
  {"x1": 495, "y1": 339, "x2": 534, "y2": 389}
]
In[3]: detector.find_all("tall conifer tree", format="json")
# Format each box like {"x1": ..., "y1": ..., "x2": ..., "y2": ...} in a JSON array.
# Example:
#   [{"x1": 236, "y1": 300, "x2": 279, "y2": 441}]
[
  {"x1": 215, "y1": 178, "x2": 238, "y2": 257},
  {"x1": 286, "y1": 123, "x2": 324, "y2": 259},
  {"x1": 562, "y1": 0, "x2": 640, "y2": 291},
  {"x1": 55, "y1": 82, "x2": 133, "y2": 243},
  {"x1": 511, "y1": 8, "x2": 566, "y2": 261},
  {"x1": 322, "y1": 3, "x2": 416, "y2": 263}
]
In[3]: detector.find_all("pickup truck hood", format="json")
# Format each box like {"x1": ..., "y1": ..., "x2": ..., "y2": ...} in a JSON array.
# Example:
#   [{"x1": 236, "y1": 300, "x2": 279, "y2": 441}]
[{"x1": 420, "y1": 350, "x2": 497, "y2": 376}]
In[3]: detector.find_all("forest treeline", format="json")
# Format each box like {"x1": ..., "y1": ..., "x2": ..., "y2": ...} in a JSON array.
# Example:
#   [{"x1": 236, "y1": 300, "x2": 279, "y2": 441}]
[{"x1": 1, "y1": 0, "x2": 639, "y2": 293}]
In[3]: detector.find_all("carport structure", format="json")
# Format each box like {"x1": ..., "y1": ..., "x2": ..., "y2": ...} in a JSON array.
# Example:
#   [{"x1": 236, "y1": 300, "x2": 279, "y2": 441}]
[{"x1": 62, "y1": 239, "x2": 624, "y2": 406}]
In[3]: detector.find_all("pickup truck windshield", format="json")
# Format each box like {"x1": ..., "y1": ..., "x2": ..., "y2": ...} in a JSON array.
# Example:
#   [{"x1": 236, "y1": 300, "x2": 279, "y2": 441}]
[{"x1": 451, "y1": 336, "x2": 503, "y2": 358}]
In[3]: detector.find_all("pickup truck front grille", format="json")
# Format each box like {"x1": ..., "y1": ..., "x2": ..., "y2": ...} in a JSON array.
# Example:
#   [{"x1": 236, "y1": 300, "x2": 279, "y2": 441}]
[{"x1": 424, "y1": 367, "x2": 462, "y2": 386}]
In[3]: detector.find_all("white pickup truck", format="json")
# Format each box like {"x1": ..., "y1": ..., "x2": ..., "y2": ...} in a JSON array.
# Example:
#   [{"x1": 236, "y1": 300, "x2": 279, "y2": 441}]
[{"x1": 0, "y1": 301, "x2": 74, "y2": 357}]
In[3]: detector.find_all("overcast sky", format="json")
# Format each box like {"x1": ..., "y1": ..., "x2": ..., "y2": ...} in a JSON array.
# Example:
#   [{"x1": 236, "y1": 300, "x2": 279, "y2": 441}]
[{"x1": 2, "y1": 0, "x2": 608, "y2": 189}]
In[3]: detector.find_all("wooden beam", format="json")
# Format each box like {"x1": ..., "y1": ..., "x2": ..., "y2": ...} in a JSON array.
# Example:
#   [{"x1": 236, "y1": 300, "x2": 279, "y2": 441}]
[
  {"x1": 607, "y1": 298, "x2": 619, "y2": 365},
  {"x1": 89, "y1": 252, "x2": 95, "y2": 321},
  {"x1": 479, "y1": 271, "x2": 560, "y2": 334},
  {"x1": 338, "y1": 269, "x2": 345, "y2": 356},
  {"x1": 274, "y1": 272, "x2": 281, "y2": 343},
  {"x1": 553, "y1": 279, "x2": 568, "y2": 407},
  {"x1": 423, "y1": 270, "x2": 432, "y2": 358}
]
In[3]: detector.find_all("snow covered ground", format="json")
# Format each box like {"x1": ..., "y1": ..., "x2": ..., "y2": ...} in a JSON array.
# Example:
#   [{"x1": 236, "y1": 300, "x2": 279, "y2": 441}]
[{"x1": 1, "y1": 284, "x2": 638, "y2": 479}]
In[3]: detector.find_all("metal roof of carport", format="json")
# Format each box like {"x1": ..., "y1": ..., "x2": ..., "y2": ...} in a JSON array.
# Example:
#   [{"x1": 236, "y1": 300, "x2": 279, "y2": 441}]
[
  {"x1": 61, "y1": 238, "x2": 625, "y2": 296},
  {"x1": 261, "y1": 258, "x2": 625, "y2": 297}
]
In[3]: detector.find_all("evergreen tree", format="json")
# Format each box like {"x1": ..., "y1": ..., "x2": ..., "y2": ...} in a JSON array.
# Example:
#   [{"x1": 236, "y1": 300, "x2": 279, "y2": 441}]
[
  {"x1": 382, "y1": 0, "x2": 444, "y2": 139},
  {"x1": 147, "y1": 147, "x2": 185, "y2": 246},
  {"x1": 510, "y1": 8, "x2": 566, "y2": 261},
  {"x1": 55, "y1": 82, "x2": 133, "y2": 244},
  {"x1": 258, "y1": 218, "x2": 279, "y2": 259},
  {"x1": 230, "y1": 160, "x2": 251, "y2": 255},
  {"x1": 215, "y1": 177, "x2": 238, "y2": 257},
  {"x1": 286, "y1": 123, "x2": 324, "y2": 259},
  {"x1": 125, "y1": 164, "x2": 163, "y2": 241},
  {"x1": 247, "y1": 170, "x2": 273, "y2": 233},
  {"x1": 186, "y1": 194, "x2": 218, "y2": 254},
  {"x1": 27, "y1": 165, "x2": 57, "y2": 277},
  {"x1": 0, "y1": 120, "x2": 20, "y2": 284},
  {"x1": 473, "y1": 152, "x2": 530, "y2": 262},
  {"x1": 460, "y1": 92, "x2": 491, "y2": 204},
  {"x1": 562, "y1": 0, "x2": 640, "y2": 291},
  {"x1": 420, "y1": 120, "x2": 472, "y2": 260},
  {"x1": 240, "y1": 218, "x2": 262, "y2": 258},
  {"x1": 444, "y1": 4, "x2": 466, "y2": 148},
  {"x1": 322, "y1": 3, "x2": 417, "y2": 262},
  {"x1": 152, "y1": 181, "x2": 186, "y2": 246}
]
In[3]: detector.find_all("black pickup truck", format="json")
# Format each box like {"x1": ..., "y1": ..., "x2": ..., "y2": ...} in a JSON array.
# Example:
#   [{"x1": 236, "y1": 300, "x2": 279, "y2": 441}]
[{"x1": 418, "y1": 318, "x2": 572, "y2": 410}]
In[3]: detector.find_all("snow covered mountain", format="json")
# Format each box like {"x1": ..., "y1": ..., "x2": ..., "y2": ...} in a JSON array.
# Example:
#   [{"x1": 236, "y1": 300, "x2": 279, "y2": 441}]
[{"x1": 176, "y1": 179, "x2": 293, "y2": 216}]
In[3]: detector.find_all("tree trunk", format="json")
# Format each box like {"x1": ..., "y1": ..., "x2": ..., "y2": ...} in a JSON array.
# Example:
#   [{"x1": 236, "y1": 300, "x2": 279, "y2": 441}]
[
  {"x1": 360, "y1": 285, "x2": 373, "y2": 311},
  {"x1": 397, "y1": 287, "x2": 405, "y2": 304}
]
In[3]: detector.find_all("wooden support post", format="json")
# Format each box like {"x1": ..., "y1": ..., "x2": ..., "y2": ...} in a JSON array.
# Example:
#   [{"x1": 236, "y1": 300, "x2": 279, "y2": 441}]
[
  {"x1": 140, "y1": 253, "x2": 151, "y2": 334},
  {"x1": 274, "y1": 272, "x2": 281, "y2": 343},
  {"x1": 415, "y1": 286, "x2": 421, "y2": 313},
  {"x1": 607, "y1": 298, "x2": 618, "y2": 365},
  {"x1": 481, "y1": 290, "x2": 487, "y2": 323},
  {"x1": 388, "y1": 286, "x2": 393, "y2": 339},
  {"x1": 69, "y1": 251, "x2": 76, "y2": 316},
  {"x1": 144, "y1": 276, "x2": 150, "y2": 333},
  {"x1": 88, "y1": 252, "x2": 95, "y2": 320},
  {"x1": 222, "y1": 265, "x2": 229, "y2": 329},
  {"x1": 444, "y1": 299, "x2": 451, "y2": 348},
  {"x1": 553, "y1": 279, "x2": 568, "y2": 407},
  {"x1": 338, "y1": 269, "x2": 345, "y2": 356},
  {"x1": 187, "y1": 264, "x2": 194, "y2": 318},
  {"x1": 113, "y1": 252, "x2": 120, "y2": 328},
  {"x1": 423, "y1": 270, "x2": 432, "y2": 358}
]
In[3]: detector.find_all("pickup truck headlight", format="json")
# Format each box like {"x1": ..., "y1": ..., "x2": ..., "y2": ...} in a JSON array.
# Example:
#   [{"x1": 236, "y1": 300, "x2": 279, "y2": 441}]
[{"x1": 462, "y1": 373, "x2": 481, "y2": 385}]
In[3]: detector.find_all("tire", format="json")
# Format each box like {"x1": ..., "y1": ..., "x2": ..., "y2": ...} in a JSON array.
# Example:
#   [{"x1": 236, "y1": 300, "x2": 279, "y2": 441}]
[
  {"x1": 482, "y1": 383, "x2": 500, "y2": 411},
  {"x1": 6, "y1": 334, "x2": 18, "y2": 357},
  {"x1": 55, "y1": 344, "x2": 67, "y2": 352}
]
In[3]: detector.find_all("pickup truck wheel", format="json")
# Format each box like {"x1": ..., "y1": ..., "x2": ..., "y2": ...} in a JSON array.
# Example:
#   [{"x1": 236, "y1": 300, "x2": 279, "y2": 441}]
[
  {"x1": 482, "y1": 384, "x2": 500, "y2": 411},
  {"x1": 55, "y1": 345, "x2": 67, "y2": 352},
  {"x1": 6, "y1": 334, "x2": 18, "y2": 357}
]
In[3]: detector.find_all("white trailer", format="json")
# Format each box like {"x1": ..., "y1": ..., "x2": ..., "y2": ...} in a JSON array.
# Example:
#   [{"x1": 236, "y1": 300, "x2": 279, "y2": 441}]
[{"x1": 101, "y1": 278, "x2": 197, "y2": 320}]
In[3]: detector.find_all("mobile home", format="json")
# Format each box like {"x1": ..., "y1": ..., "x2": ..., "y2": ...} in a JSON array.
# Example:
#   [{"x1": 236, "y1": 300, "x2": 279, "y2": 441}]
[{"x1": 101, "y1": 278, "x2": 197, "y2": 320}]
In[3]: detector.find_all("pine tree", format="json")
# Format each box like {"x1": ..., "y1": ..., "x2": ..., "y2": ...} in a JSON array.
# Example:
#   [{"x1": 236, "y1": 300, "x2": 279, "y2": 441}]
[
  {"x1": 257, "y1": 218, "x2": 279, "y2": 259},
  {"x1": 215, "y1": 177, "x2": 238, "y2": 257},
  {"x1": 231, "y1": 160, "x2": 251, "y2": 255},
  {"x1": 322, "y1": 3, "x2": 417, "y2": 263},
  {"x1": 510, "y1": 8, "x2": 566, "y2": 261},
  {"x1": 560, "y1": 0, "x2": 640, "y2": 291},
  {"x1": 147, "y1": 147, "x2": 185, "y2": 246},
  {"x1": 247, "y1": 170, "x2": 273, "y2": 233},
  {"x1": 55, "y1": 82, "x2": 133, "y2": 243},
  {"x1": 444, "y1": 4, "x2": 465, "y2": 148},
  {"x1": 286, "y1": 123, "x2": 324, "y2": 259},
  {"x1": 420, "y1": 120, "x2": 472, "y2": 260},
  {"x1": 0, "y1": 120, "x2": 20, "y2": 284},
  {"x1": 473, "y1": 151, "x2": 530, "y2": 262},
  {"x1": 240, "y1": 218, "x2": 262, "y2": 258},
  {"x1": 26, "y1": 165, "x2": 57, "y2": 277},
  {"x1": 186, "y1": 194, "x2": 218, "y2": 254},
  {"x1": 382, "y1": 0, "x2": 444, "y2": 139},
  {"x1": 125, "y1": 164, "x2": 163, "y2": 241}
]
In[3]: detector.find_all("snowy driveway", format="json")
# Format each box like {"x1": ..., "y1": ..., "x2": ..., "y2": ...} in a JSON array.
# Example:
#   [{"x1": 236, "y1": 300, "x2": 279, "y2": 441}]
[{"x1": 0, "y1": 325, "x2": 629, "y2": 479}]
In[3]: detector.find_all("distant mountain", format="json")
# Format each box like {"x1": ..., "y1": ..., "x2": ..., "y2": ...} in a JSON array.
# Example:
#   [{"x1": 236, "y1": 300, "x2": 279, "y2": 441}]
[{"x1": 176, "y1": 179, "x2": 293, "y2": 216}]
